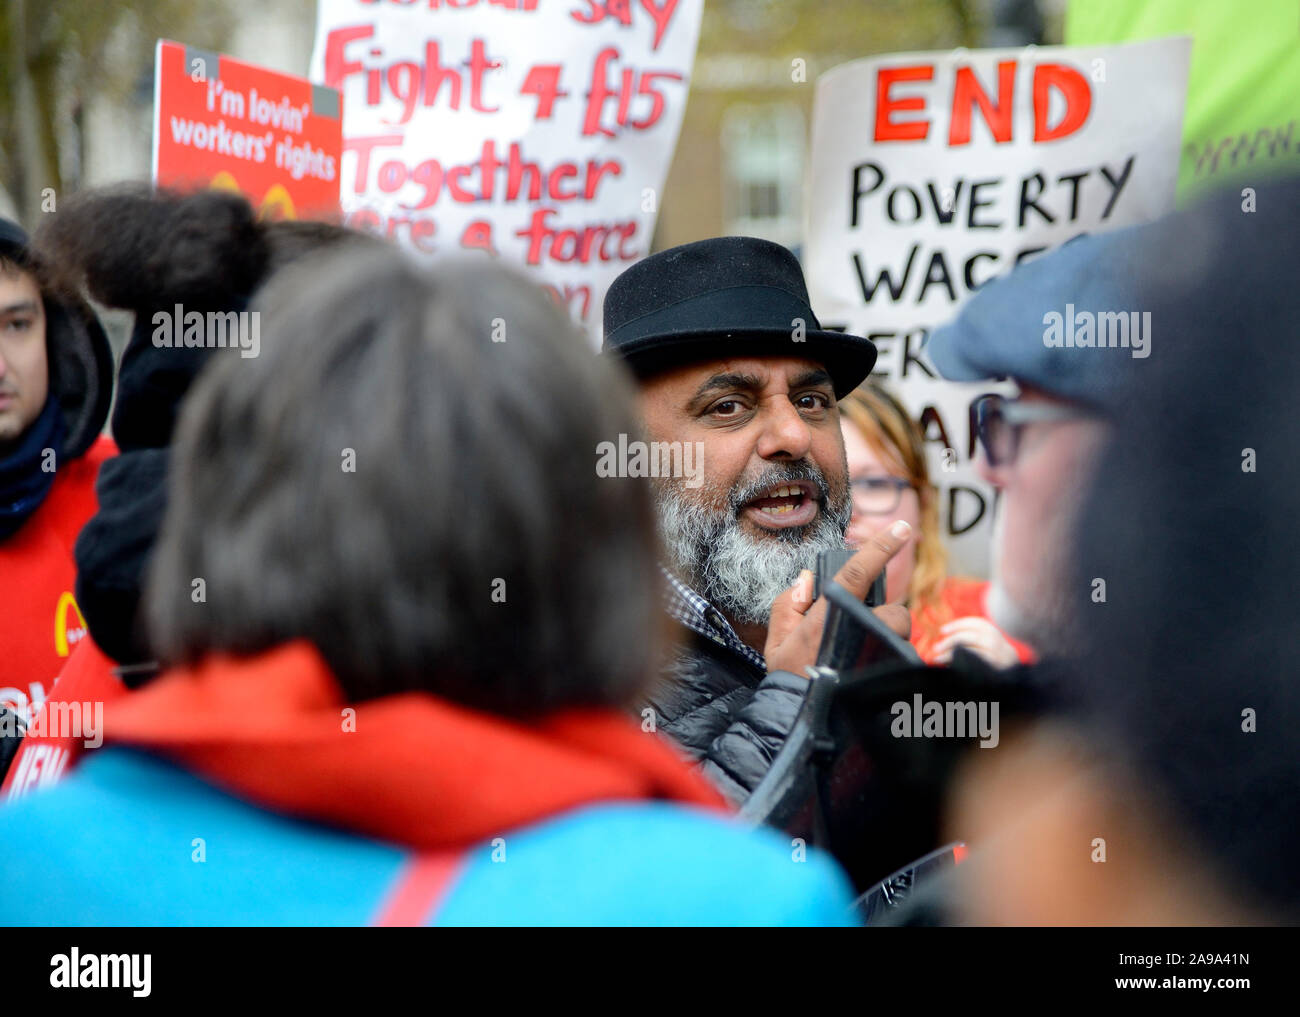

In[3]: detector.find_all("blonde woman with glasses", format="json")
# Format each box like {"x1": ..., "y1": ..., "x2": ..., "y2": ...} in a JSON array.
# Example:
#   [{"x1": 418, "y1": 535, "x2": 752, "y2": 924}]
[{"x1": 839, "y1": 383, "x2": 1032, "y2": 668}]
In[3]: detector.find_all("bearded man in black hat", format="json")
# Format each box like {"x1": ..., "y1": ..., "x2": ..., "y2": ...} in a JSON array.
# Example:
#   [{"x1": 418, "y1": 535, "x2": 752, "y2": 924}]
[{"x1": 602, "y1": 236, "x2": 913, "y2": 802}]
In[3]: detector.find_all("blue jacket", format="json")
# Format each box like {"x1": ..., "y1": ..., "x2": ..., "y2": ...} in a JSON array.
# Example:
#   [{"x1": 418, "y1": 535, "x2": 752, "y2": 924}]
[{"x1": 0, "y1": 749, "x2": 859, "y2": 926}]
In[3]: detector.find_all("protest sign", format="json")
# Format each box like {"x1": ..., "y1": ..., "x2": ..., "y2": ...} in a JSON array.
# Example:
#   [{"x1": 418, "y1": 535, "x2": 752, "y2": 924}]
[
  {"x1": 152, "y1": 40, "x2": 343, "y2": 220},
  {"x1": 309, "y1": 0, "x2": 703, "y2": 331},
  {"x1": 804, "y1": 38, "x2": 1190, "y2": 575}
]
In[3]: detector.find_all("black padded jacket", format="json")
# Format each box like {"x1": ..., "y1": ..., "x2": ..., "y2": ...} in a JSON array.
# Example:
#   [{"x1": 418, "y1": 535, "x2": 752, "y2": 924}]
[{"x1": 640, "y1": 626, "x2": 809, "y2": 804}]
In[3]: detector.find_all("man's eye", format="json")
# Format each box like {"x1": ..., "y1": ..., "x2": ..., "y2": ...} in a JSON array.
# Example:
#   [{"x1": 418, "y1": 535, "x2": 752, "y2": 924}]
[
  {"x1": 796, "y1": 393, "x2": 830, "y2": 411},
  {"x1": 710, "y1": 399, "x2": 744, "y2": 416}
]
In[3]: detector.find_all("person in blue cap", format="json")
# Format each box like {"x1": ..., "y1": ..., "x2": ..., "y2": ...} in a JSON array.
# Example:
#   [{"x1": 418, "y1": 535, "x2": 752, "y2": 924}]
[
  {"x1": 945, "y1": 176, "x2": 1300, "y2": 924},
  {"x1": 925, "y1": 217, "x2": 1178, "y2": 657}
]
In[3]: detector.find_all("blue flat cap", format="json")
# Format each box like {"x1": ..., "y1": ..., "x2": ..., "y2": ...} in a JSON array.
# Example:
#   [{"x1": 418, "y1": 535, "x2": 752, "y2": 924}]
[{"x1": 925, "y1": 207, "x2": 1230, "y2": 414}]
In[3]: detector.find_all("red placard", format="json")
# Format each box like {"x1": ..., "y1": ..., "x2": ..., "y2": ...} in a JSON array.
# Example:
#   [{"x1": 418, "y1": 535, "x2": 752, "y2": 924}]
[{"x1": 152, "y1": 40, "x2": 343, "y2": 221}]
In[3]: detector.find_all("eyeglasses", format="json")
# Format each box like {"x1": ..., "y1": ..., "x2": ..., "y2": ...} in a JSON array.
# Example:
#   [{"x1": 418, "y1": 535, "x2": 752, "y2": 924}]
[
  {"x1": 970, "y1": 393, "x2": 1093, "y2": 469},
  {"x1": 849, "y1": 475, "x2": 914, "y2": 514}
]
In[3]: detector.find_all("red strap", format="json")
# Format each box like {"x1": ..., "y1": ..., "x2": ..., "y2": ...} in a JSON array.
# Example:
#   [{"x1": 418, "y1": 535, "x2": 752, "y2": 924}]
[{"x1": 372, "y1": 852, "x2": 465, "y2": 927}]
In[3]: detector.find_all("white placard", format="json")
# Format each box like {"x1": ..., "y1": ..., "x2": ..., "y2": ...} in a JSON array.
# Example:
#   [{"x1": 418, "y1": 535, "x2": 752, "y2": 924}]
[
  {"x1": 310, "y1": 0, "x2": 703, "y2": 334},
  {"x1": 805, "y1": 37, "x2": 1191, "y2": 575}
]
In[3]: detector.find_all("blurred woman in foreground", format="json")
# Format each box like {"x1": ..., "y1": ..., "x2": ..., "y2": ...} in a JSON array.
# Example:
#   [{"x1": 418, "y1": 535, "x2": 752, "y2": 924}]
[{"x1": 0, "y1": 246, "x2": 856, "y2": 926}]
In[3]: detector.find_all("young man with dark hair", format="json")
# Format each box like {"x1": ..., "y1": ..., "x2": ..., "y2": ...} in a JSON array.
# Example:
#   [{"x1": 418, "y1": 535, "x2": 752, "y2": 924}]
[
  {"x1": 2, "y1": 187, "x2": 383, "y2": 800},
  {"x1": 0, "y1": 218, "x2": 114, "y2": 731}
]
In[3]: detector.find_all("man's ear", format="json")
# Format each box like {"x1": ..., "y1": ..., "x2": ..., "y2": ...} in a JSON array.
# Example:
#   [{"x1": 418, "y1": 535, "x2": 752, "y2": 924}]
[{"x1": 942, "y1": 723, "x2": 1195, "y2": 926}]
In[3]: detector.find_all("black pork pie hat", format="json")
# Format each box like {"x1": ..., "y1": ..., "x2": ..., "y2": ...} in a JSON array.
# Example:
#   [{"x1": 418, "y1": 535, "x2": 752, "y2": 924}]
[{"x1": 601, "y1": 236, "x2": 876, "y2": 398}]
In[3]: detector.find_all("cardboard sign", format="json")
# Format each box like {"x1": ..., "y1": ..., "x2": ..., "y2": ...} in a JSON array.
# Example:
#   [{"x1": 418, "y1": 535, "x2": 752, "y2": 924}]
[
  {"x1": 153, "y1": 40, "x2": 343, "y2": 221},
  {"x1": 308, "y1": 0, "x2": 704, "y2": 331},
  {"x1": 804, "y1": 38, "x2": 1190, "y2": 575}
]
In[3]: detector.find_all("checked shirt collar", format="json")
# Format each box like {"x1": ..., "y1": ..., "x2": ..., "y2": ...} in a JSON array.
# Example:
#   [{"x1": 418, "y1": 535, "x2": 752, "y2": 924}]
[{"x1": 660, "y1": 565, "x2": 766, "y2": 672}]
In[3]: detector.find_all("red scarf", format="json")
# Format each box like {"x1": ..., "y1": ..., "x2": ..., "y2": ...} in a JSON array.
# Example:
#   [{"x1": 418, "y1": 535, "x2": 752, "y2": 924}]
[{"x1": 104, "y1": 641, "x2": 728, "y2": 850}]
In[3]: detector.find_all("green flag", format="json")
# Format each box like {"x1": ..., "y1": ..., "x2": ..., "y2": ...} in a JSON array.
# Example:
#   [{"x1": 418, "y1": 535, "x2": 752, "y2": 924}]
[{"x1": 1067, "y1": 0, "x2": 1300, "y2": 203}]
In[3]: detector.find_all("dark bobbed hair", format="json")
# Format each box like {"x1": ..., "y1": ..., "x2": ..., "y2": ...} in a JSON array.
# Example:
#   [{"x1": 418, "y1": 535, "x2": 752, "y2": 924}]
[
  {"x1": 145, "y1": 247, "x2": 660, "y2": 716},
  {"x1": 1065, "y1": 177, "x2": 1300, "y2": 919}
]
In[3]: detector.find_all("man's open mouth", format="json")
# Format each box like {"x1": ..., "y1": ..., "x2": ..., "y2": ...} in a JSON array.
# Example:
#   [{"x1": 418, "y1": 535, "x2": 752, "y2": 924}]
[{"x1": 740, "y1": 479, "x2": 820, "y2": 529}]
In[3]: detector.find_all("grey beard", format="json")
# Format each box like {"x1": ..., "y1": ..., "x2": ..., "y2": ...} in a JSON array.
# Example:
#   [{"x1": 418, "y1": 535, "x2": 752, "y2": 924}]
[
  {"x1": 986, "y1": 489, "x2": 1084, "y2": 658},
  {"x1": 655, "y1": 463, "x2": 851, "y2": 627}
]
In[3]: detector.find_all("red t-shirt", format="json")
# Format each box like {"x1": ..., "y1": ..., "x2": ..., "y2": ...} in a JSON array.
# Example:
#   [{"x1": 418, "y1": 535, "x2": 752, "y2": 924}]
[
  {"x1": 910, "y1": 576, "x2": 1036, "y2": 666},
  {"x1": 0, "y1": 435, "x2": 115, "y2": 722}
]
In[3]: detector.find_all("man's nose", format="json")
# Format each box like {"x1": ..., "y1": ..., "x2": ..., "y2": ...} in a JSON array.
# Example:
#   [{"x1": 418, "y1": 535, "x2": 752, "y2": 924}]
[{"x1": 755, "y1": 398, "x2": 813, "y2": 460}]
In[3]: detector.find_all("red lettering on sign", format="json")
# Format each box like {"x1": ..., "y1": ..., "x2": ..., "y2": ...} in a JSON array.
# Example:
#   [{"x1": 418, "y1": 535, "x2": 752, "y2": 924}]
[
  {"x1": 949, "y1": 61, "x2": 1015, "y2": 146},
  {"x1": 874, "y1": 65, "x2": 933, "y2": 142},
  {"x1": 1033, "y1": 63, "x2": 1092, "y2": 142}
]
